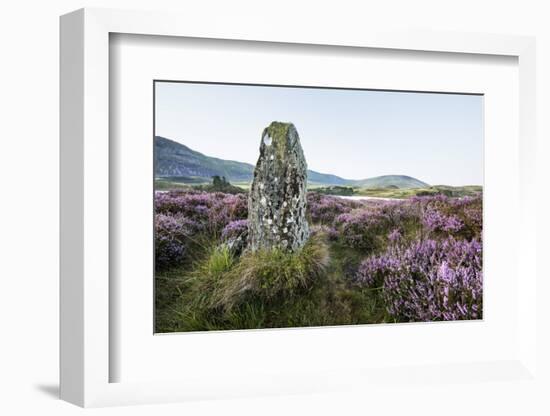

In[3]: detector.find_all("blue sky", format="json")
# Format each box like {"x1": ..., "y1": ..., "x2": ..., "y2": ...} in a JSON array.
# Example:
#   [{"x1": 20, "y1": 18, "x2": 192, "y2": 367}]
[{"x1": 155, "y1": 82, "x2": 483, "y2": 186}]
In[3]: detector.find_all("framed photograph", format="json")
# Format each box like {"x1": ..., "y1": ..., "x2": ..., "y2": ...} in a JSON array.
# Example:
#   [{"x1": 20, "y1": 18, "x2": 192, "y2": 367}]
[
  {"x1": 152, "y1": 80, "x2": 484, "y2": 334},
  {"x1": 60, "y1": 8, "x2": 538, "y2": 408}
]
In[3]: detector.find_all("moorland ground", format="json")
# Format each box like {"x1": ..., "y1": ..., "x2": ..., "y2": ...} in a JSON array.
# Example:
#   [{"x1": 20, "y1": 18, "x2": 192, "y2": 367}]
[{"x1": 155, "y1": 186, "x2": 483, "y2": 332}]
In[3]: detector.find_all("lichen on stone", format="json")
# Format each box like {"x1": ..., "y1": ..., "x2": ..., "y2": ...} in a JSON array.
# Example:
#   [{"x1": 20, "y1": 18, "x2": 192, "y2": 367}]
[{"x1": 247, "y1": 122, "x2": 310, "y2": 252}]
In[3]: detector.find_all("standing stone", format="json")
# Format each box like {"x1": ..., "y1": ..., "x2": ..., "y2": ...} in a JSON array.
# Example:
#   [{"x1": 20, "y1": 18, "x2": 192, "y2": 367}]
[{"x1": 248, "y1": 122, "x2": 309, "y2": 252}]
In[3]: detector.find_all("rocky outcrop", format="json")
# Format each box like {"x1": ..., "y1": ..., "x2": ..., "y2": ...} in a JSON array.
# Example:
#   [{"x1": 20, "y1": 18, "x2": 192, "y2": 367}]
[{"x1": 247, "y1": 122, "x2": 309, "y2": 252}]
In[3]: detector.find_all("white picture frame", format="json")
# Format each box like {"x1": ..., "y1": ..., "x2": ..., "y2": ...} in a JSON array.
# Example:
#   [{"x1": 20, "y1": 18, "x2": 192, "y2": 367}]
[{"x1": 60, "y1": 7, "x2": 538, "y2": 408}]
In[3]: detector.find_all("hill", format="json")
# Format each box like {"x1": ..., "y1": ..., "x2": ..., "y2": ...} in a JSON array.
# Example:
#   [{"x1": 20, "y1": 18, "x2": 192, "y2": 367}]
[
  {"x1": 155, "y1": 136, "x2": 252, "y2": 182},
  {"x1": 155, "y1": 136, "x2": 430, "y2": 189},
  {"x1": 350, "y1": 175, "x2": 429, "y2": 189}
]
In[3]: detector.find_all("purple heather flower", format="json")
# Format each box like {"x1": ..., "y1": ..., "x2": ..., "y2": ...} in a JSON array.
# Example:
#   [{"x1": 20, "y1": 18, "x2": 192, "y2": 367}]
[
  {"x1": 155, "y1": 213, "x2": 199, "y2": 270},
  {"x1": 388, "y1": 228, "x2": 402, "y2": 244},
  {"x1": 355, "y1": 237, "x2": 483, "y2": 322},
  {"x1": 155, "y1": 190, "x2": 248, "y2": 234},
  {"x1": 221, "y1": 219, "x2": 249, "y2": 240}
]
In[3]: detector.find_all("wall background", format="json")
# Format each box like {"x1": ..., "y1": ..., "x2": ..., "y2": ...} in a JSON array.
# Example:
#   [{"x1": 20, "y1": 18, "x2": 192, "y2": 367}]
[{"x1": 0, "y1": 1, "x2": 548, "y2": 414}]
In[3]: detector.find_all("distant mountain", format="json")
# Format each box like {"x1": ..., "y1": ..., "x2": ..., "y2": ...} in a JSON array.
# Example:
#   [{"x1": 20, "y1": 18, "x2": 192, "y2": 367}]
[
  {"x1": 307, "y1": 171, "x2": 350, "y2": 186},
  {"x1": 350, "y1": 175, "x2": 429, "y2": 189},
  {"x1": 155, "y1": 136, "x2": 252, "y2": 182},
  {"x1": 155, "y1": 136, "x2": 429, "y2": 189}
]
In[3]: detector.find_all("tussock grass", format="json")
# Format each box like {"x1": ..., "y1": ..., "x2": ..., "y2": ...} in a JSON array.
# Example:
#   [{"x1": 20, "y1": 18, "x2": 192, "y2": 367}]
[
  {"x1": 155, "y1": 232, "x2": 388, "y2": 332},
  {"x1": 208, "y1": 233, "x2": 330, "y2": 310},
  {"x1": 187, "y1": 234, "x2": 329, "y2": 312}
]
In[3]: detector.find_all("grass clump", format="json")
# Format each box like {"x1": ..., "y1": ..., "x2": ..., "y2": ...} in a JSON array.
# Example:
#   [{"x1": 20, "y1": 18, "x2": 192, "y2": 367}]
[
  {"x1": 204, "y1": 244, "x2": 235, "y2": 276},
  {"x1": 157, "y1": 234, "x2": 345, "y2": 332},
  {"x1": 183, "y1": 244, "x2": 235, "y2": 309},
  {"x1": 210, "y1": 234, "x2": 330, "y2": 310}
]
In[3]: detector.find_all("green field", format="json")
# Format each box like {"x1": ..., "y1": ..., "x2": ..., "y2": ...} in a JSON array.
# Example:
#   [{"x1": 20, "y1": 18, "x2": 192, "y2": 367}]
[
  {"x1": 156, "y1": 177, "x2": 482, "y2": 200},
  {"x1": 355, "y1": 185, "x2": 483, "y2": 199}
]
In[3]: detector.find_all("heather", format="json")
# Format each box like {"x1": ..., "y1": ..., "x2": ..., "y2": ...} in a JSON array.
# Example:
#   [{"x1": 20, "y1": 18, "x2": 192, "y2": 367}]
[
  {"x1": 156, "y1": 190, "x2": 483, "y2": 332},
  {"x1": 355, "y1": 237, "x2": 482, "y2": 321},
  {"x1": 221, "y1": 219, "x2": 249, "y2": 241},
  {"x1": 155, "y1": 213, "x2": 200, "y2": 270},
  {"x1": 155, "y1": 190, "x2": 247, "y2": 236}
]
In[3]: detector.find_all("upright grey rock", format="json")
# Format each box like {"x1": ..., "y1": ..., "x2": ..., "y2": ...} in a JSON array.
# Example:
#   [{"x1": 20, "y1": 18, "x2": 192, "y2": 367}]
[{"x1": 248, "y1": 122, "x2": 309, "y2": 252}]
